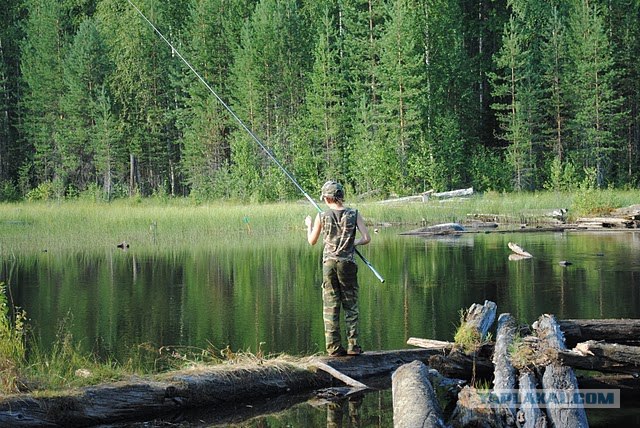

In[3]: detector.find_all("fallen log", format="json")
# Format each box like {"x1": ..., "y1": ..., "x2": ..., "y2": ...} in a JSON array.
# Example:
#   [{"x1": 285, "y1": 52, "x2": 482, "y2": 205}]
[
  {"x1": 508, "y1": 242, "x2": 533, "y2": 258},
  {"x1": 428, "y1": 347, "x2": 494, "y2": 381},
  {"x1": 449, "y1": 386, "x2": 509, "y2": 428},
  {"x1": 492, "y1": 313, "x2": 518, "y2": 425},
  {"x1": 558, "y1": 319, "x2": 640, "y2": 347},
  {"x1": 517, "y1": 371, "x2": 548, "y2": 428},
  {"x1": 392, "y1": 361, "x2": 446, "y2": 428},
  {"x1": 0, "y1": 349, "x2": 442, "y2": 427},
  {"x1": 407, "y1": 338, "x2": 455, "y2": 351},
  {"x1": 433, "y1": 187, "x2": 473, "y2": 199},
  {"x1": 534, "y1": 314, "x2": 589, "y2": 428},
  {"x1": 549, "y1": 340, "x2": 640, "y2": 375},
  {"x1": 463, "y1": 300, "x2": 497, "y2": 341}
]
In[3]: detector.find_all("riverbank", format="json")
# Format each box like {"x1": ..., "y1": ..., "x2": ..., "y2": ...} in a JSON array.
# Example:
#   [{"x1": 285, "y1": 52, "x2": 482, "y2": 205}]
[{"x1": 1, "y1": 188, "x2": 638, "y2": 255}]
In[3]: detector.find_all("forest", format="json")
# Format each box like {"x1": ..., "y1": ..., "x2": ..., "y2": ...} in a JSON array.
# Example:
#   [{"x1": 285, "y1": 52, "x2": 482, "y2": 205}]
[{"x1": 0, "y1": 0, "x2": 638, "y2": 202}]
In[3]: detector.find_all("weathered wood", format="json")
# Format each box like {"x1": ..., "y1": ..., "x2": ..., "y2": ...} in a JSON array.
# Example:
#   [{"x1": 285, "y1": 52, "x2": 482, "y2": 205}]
[
  {"x1": 549, "y1": 340, "x2": 640, "y2": 375},
  {"x1": 450, "y1": 386, "x2": 509, "y2": 428},
  {"x1": 434, "y1": 187, "x2": 474, "y2": 198},
  {"x1": 407, "y1": 338, "x2": 455, "y2": 350},
  {"x1": 0, "y1": 349, "x2": 442, "y2": 427},
  {"x1": 534, "y1": 314, "x2": 589, "y2": 428},
  {"x1": 392, "y1": 361, "x2": 446, "y2": 428},
  {"x1": 516, "y1": 371, "x2": 548, "y2": 428},
  {"x1": 492, "y1": 313, "x2": 518, "y2": 425},
  {"x1": 576, "y1": 217, "x2": 636, "y2": 228},
  {"x1": 464, "y1": 300, "x2": 498, "y2": 341},
  {"x1": 400, "y1": 222, "x2": 465, "y2": 236},
  {"x1": 312, "y1": 361, "x2": 369, "y2": 390},
  {"x1": 508, "y1": 242, "x2": 533, "y2": 258},
  {"x1": 428, "y1": 347, "x2": 494, "y2": 381},
  {"x1": 558, "y1": 318, "x2": 640, "y2": 347}
]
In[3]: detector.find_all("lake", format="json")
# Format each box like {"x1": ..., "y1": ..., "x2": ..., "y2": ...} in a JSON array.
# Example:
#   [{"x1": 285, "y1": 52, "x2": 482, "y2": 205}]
[{"x1": 3, "y1": 229, "x2": 640, "y2": 426}]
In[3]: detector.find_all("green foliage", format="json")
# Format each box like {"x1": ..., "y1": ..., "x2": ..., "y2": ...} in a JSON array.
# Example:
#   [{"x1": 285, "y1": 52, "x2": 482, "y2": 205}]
[
  {"x1": 0, "y1": 285, "x2": 27, "y2": 394},
  {"x1": 572, "y1": 167, "x2": 619, "y2": 216},
  {"x1": 543, "y1": 157, "x2": 581, "y2": 192}
]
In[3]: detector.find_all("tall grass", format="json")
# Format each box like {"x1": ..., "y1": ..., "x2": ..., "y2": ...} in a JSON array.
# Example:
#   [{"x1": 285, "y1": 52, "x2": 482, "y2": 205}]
[
  {"x1": 1, "y1": 189, "x2": 638, "y2": 255},
  {"x1": 0, "y1": 284, "x2": 26, "y2": 393}
]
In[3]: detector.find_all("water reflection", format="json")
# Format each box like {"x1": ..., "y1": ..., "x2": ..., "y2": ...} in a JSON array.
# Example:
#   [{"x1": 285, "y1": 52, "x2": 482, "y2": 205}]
[{"x1": 2, "y1": 230, "x2": 640, "y2": 426}]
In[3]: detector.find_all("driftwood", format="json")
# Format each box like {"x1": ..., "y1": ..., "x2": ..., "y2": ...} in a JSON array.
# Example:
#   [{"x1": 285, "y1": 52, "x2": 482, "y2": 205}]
[
  {"x1": 464, "y1": 300, "x2": 498, "y2": 341},
  {"x1": 576, "y1": 217, "x2": 638, "y2": 229},
  {"x1": 428, "y1": 346, "x2": 494, "y2": 381},
  {"x1": 450, "y1": 386, "x2": 509, "y2": 428},
  {"x1": 508, "y1": 242, "x2": 533, "y2": 258},
  {"x1": 400, "y1": 222, "x2": 465, "y2": 236},
  {"x1": 392, "y1": 361, "x2": 446, "y2": 428},
  {"x1": 558, "y1": 318, "x2": 640, "y2": 347},
  {"x1": 492, "y1": 313, "x2": 518, "y2": 425},
  {"x1": 434, "y1": 187, "x2": 473, "y2": 199},
  {"x1": 549, "y1": 340, "x2": 640, "y2": 375},
  {"x1": 0, "y1": 349, "x2": 441, "y2": 427},
  {"x1": 534, "y1": 314, "x2": 589, "y2": 428},
  {"x1": 407, "y1": 338, "x2": 455, "y2": 351},
  {"x1": 517, "y1": 371, "x2": 548, "y2": 428}
]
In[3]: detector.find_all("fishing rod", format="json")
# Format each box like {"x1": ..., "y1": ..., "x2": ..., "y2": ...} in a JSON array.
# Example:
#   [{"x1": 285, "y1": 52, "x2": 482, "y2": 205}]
[{"x1": 127, "y1": 0, "x2": 385, "y2": 283}]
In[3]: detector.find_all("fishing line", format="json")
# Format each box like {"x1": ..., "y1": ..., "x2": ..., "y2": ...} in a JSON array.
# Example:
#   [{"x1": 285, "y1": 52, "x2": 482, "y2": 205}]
[{"x1": 126, "y1": 0, "x2": 384, "y2": 283}]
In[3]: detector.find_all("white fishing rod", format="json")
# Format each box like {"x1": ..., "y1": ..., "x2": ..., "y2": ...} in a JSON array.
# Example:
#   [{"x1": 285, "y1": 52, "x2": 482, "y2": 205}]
[{"x1": 126, "y1": 0, "x2": 385, "y2": 283}]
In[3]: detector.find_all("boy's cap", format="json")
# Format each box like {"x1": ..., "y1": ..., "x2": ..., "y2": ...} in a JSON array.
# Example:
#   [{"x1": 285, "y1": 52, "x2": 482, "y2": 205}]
[{"x1": 321, "y1": 181, "x2": 344, "y2": 199}]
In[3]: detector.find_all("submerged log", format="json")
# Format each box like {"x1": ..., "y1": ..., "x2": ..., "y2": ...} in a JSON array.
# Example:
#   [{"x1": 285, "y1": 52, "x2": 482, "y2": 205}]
[
  {"x1": 550, "y1": 340, "x2": 640, "y2": 375},
  {"x1": 392, "y1": 361, "x2": 446, "y2": 428},
  {"x1": 534, "y1": 314, "x2": 589, "y2": 428},
  {"x1": 428, "y1": 346, "x2": 494, "y2": 381},
  {"x1": 558, "y1": 318, "x2": 640, "y2": 347},
  {"x1": 0, "y1": 349, "x2": 442, "y2": 427}
]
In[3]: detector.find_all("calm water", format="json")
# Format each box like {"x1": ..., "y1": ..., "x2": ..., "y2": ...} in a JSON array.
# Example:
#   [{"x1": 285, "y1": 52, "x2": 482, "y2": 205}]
[{"x1": 3, "y1": 229, "x2": 640, "y2": 426}]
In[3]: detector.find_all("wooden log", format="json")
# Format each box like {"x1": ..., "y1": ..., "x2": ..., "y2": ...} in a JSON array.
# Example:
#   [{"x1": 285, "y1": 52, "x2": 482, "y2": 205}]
[
  {"x1": 576, "y1": 217, "x2": 635, "y2": 228},
  {"x1": 449, "y1": 386, "x2": 509, "y2": 428},
  {"x1": 516, "y1": 371, "x2": 548, "y2": 428},
  {"x1": 558, "y1": 318, "x2": 640, "y2": 347},
  {"x1": 428, "y1": 347, "x2": 494, "y2": 381},
  {"x1": 407, "y1": 338, "x2": 455, "y2": 350},
  {"x1": 508, "y1": 242, "x2": 533, "y2": 258},
  {"x1": 433, "y1": 187, "x2": 473, "y2": 198},
  {"x1": 534, "y1": 314, "x2": 589, "y2": 428},
  {"x1": 392, "y1": 361, "x2": 446, "y2": 428},
  {"x1": 0, "y1": 349, "x2": 442, "y2": 427},
  {"x1": 492, "y1": 313, "x2": 518, "y2": 425},
  {"x1": 549, "y1": 340, "x2": 640, "y2": 375},
  {"x1": 464, "y1": 300, "x2": 498, "y2": 341}
]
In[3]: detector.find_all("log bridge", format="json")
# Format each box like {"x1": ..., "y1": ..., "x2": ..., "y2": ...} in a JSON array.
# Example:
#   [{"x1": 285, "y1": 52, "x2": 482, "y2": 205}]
[{"x1": 1, "y1": 302, "x2": 639, "y2": 427}]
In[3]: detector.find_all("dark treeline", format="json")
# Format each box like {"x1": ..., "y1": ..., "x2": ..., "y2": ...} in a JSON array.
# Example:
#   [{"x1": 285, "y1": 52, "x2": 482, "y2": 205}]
[{"x1": 0, "y1": 0, "x2": 638, "y2": 202}]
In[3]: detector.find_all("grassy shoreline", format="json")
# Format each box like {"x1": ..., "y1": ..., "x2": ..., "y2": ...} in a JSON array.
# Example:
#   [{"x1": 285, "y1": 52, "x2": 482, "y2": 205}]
[{"x1": 1, "y1": 188, "x2": 638, "y2": 255}]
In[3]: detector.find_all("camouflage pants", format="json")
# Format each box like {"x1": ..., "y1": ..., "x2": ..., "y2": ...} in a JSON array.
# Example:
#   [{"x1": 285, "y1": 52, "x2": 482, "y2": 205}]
[{"x1": 322, "y1": 260, "x2": 359, "y2": 353}]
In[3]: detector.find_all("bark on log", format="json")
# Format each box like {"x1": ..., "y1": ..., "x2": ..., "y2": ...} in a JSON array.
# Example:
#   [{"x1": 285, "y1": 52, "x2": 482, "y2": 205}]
[
  {"x1": 534, "y1": 314, "x2": 589, "y2": 428},
  {"x1": 492, "y1": 313, "x2": 518, "y2": 425},
  {"x1": 450, "y1": 386, "x2": 509, "y2": 428},
  {"x1": 464, "y1": 300, "x2": 497, "y2": 341},
  {"x1": 550, "y1": 340, "x2": 640, "y2": 375},
  {"x1": 558, "y1": 319, "x2": 640, "y2": 347},
  {"x1": 516, "y1": 371, "x2": 548, "y2": 428},
  {"x1": 428, "y1": 346, "x2": 494, "y2": 381},
  {"x1": 392, "y1": 361, "x2": 446, "y2": 428},
  {"x1": 0, "y1": 349, "x2": 441, "y2": 427}
]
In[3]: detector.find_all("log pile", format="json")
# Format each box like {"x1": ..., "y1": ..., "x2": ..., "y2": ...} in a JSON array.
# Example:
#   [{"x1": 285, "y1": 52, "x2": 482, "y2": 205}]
[{"x1": 397, "y1": 301, "x2": 640, "y2": 427}]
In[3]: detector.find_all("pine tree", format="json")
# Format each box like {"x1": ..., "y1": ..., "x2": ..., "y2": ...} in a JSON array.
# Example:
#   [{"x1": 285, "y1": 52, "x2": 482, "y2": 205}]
[
  {"x1": 229, "y1": 0, "x2": 312, "y2": 200},
  {"x1": 567, "y1": 0, "x2": 622, "y2": 187},
  {"x1": 0, "y1": 0, "x2": 24, "y2": 187},
  {"x1": 20, "y1": 0, "x2": 66, "y2": 187},
  {"x1": 58, "y1": 17, "x2": 111, "y2": 193},
  {"x1": 375, "y1": 0, "x2": 426, "y2": 193},
  {"x1": 489, "y1": 16, "x2": 534, "y2": 191},
  {"x1": 178, "y1": 0, "x2": 253, "y2": 200}
]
